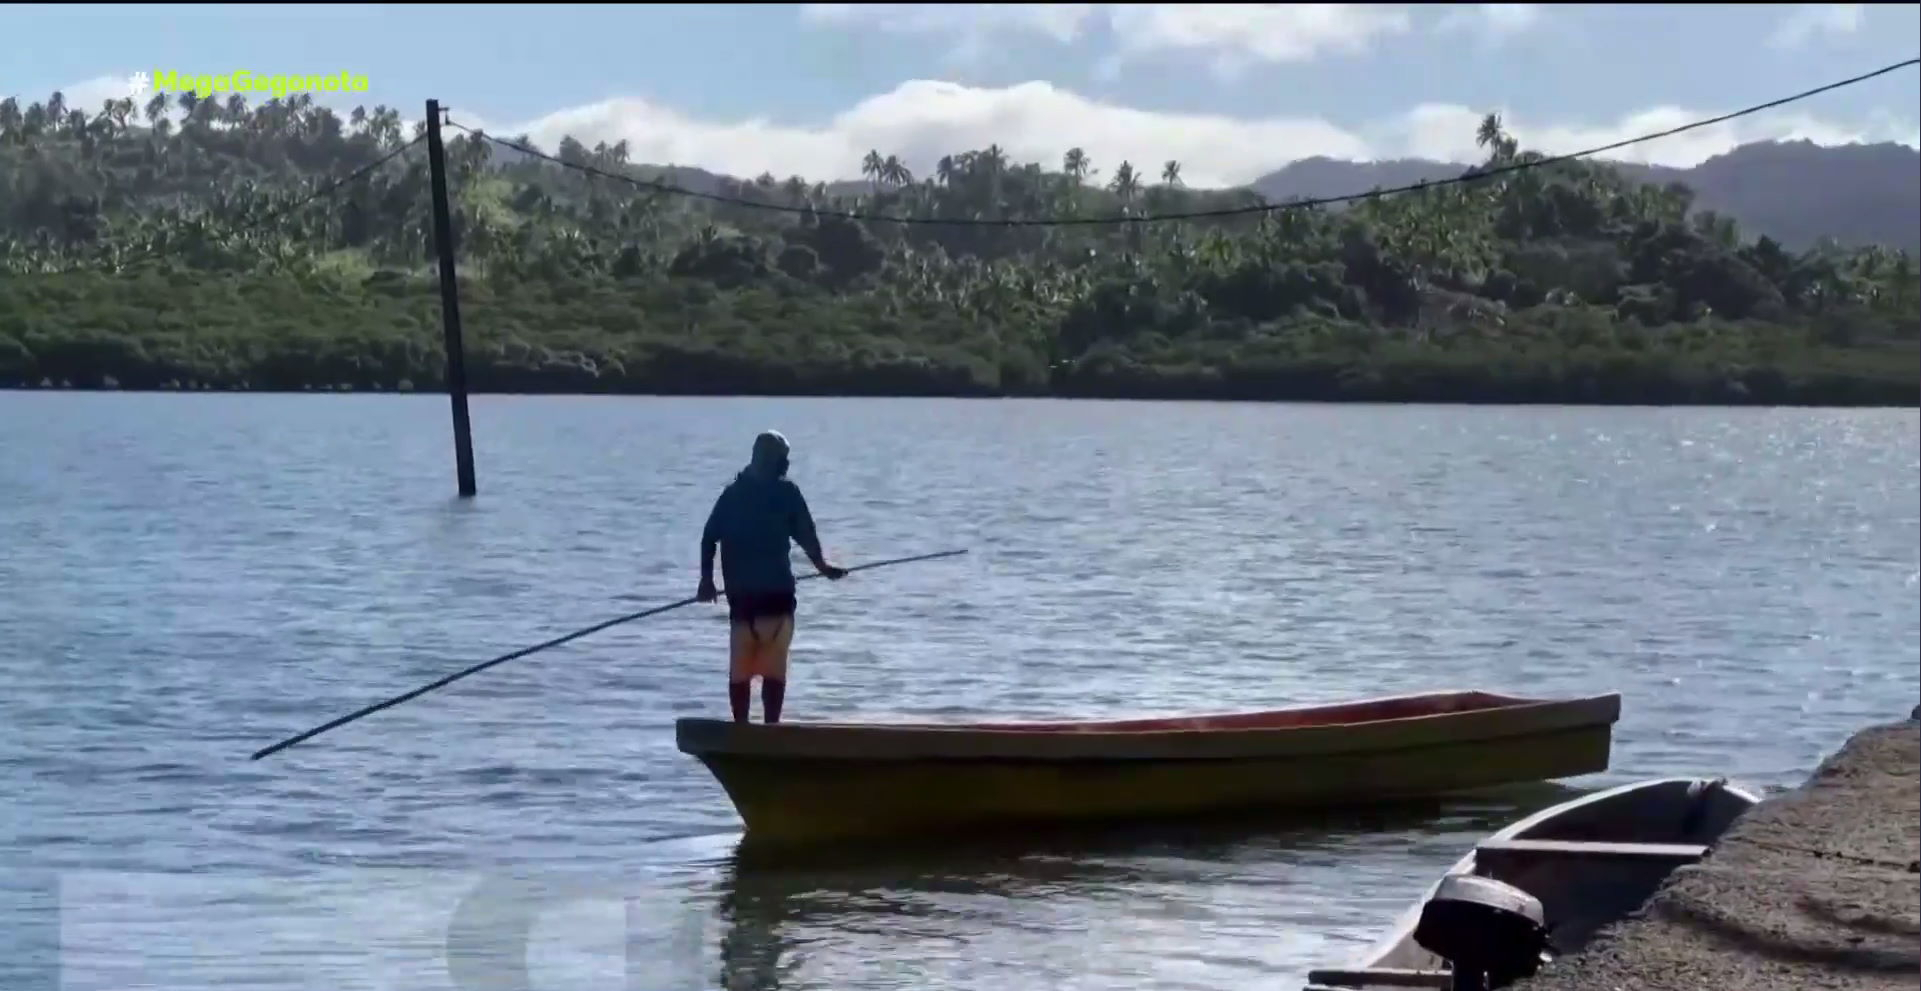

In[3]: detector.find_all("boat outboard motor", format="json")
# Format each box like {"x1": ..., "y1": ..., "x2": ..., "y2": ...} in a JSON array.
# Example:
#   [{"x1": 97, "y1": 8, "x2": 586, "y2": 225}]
[
  {"x1": 1411, "y1": 874, "x2": 1552, "y2": 991},
  {"x1": 1678, "y1": 777, "x2": 1729, "y2": 839}
]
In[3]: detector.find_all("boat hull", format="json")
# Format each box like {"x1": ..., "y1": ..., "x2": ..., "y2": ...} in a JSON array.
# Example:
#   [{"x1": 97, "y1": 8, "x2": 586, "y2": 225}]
[{"x1": 677, "y1": 690, "x2": 1620, "y2": 848}]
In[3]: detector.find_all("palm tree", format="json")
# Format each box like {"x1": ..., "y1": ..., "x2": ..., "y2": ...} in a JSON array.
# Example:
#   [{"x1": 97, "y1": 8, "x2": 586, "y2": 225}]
[
  {"x1": 1063, "y1": 148, "x2": 1090, "y2": 185},
  {"x1": 140, "y1": 93, "x2": 166, "y2": 128},
  {"x1": 976, "y1": 144, "x2": 1009, "y2": 217},
  {"x1": 20, "y1": 101, "x2": 46, "y2": 140},
  {"x1": 880, "y1": 154, "x2": 912, "y2": 189},
  {"x1": 365, "y1": 105, "x2": 401, "y2": 149},
  {"x1": 1160, "y1": 160, "x2": 1182, "y2": 188},
  {"x1": 861, "y1": 149, "x2": 884, "y2": 193},
  {"x1": 1108, "y1": 160, "x2": 1140, "y2": 203},
  {"x1": 96, "y1": 97, "x2": 132, "y2": 137},
  {"x1": 980, "y1": 144, "x2": 1008, "y2": 177},
  {"x1": 1885, "y1": 254, "x2": 1916, "y2": 313},
  {"x1": 1475, "y1": 113, "x2": 1502, "y2": 148},
  {"x1": 1690, "y1": 210, "x2": 1739, "y2": 250},
  {"x1": 312, "y1": 105, "x2": 343, "y2": 141},
  {"x1": 1476, "y1": 112, "x2": 1517, "y2": 162},
  {"x1": 452, "y1": 133, "x2": 492, "y2": 181}
]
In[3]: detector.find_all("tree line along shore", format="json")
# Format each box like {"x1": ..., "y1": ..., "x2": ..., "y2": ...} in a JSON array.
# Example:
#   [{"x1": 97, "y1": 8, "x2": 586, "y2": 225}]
[{"x1": 1, "y1": 90, "x2": 1915, "y2": 405}]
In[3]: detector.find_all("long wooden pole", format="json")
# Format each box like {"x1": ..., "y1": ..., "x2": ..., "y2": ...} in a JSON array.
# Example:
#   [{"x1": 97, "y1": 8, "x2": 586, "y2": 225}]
[
  {"x1": 424, "y1": 98, "x2": 477, "y2": 498},
  {"x1": 249, "y1": 549, "x2": 969, "y2": 760}
]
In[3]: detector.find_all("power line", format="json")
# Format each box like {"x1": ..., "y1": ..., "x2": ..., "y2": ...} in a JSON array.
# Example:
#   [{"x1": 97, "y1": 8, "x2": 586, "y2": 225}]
[
  {"x1": 447, "y1": 55, "x2": 1919, "y2": 228},
  {"x1": 13, "y1": 53, "x2": 1916, "y2": 278}
]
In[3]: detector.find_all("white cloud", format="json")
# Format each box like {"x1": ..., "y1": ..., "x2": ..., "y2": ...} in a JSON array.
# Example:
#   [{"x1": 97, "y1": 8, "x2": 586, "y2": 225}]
[
  {"x1": 798, "y1": 3, "x2": 1098, "y2": 65},
  {"x1": 1106, "y1": 4, "x2": 1412, "y2": 66},
  {"x1": 462, "y1": 80, "x2": 1367, "y2": 190},
  {"x1": 801, "y1": 4, "x2": 1413, "y2": 71},
  {"x1": 48, "y1": 73, "x2": 145, "y2": 114},
  {"x1": 798, "y1": 3, "x2": 1098, "y2": 43},
  {"x1": 1434, "y1": 4, "x2": 1543, "y2": 42},
  {"x1": 448, "y1": 78, "x2": 1917, "y2": 190},
  {"x1": 1767, "y1": 4, "x2": 1865, "y2": 49}
]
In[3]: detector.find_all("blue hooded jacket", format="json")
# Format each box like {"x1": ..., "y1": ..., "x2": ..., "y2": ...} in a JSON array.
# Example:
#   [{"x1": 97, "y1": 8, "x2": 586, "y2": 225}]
[{"x1": 701, "y1": 431, "x2": 823, "y2": 595}]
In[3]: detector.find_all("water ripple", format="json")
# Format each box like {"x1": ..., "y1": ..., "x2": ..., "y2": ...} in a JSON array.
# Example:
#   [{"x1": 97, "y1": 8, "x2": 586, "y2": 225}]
[{"x1": 0, "y1": 394, "x2": 1916, "y2": 991}]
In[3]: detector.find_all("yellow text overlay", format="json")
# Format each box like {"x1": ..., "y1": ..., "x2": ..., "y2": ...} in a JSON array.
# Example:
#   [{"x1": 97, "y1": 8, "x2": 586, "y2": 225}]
[{"x1": 151, "y1": 70, "x2": 371, "y2": 100}]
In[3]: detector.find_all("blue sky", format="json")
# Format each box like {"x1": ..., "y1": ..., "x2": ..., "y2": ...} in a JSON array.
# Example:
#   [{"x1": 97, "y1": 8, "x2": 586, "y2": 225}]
[{"x1": 4, "y1": 3, "x2": 1917, "y2": 187}]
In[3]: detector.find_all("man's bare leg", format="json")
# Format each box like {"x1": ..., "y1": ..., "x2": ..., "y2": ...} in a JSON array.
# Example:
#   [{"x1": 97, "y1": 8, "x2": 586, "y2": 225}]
[
  {"x1": 727, "y1": 623, "x2": 759, "y2": 722},
  {"x1": 751, "y1": 615, "x2": 795, "y2": 723}
]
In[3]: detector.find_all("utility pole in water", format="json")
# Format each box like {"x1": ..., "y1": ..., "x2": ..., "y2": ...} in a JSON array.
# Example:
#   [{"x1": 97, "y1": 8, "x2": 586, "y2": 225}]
[{"x1": 425, "y1": 98, "x2": 477, "y2": 498}]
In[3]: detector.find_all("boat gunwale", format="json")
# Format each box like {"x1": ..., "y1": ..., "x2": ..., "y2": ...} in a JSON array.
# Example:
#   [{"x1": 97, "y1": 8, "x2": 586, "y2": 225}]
[
  {"x1": 723, "y1": 690, "x2": 1544, "y2": 733},
  {"x1": 676, "y1": 690, "x2": 1621, "y2": 762},
  {"x1": 1314, "y1": 775, "x2": 1763, "y2": 987},
  {"x1": 688, "y1": 722, "x2": 1614, "y2": 768}
]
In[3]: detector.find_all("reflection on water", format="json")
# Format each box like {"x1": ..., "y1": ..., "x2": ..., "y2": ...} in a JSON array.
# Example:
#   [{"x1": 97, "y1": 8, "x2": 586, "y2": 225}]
[{"x1": 707, "y1": 785, "x2": 1584, "y2": 991}]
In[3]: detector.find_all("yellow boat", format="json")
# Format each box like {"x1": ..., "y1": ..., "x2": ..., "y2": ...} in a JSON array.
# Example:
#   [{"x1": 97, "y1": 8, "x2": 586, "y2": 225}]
[{"x1": 676, "y1": 689, "x2": 1622, "y2": 849}]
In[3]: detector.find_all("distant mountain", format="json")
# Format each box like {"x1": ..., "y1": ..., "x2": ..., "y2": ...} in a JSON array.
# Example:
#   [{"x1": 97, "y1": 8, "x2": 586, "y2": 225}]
[{"x1": 1249, "y1": 140, "x2": 1921, "y2": 253}]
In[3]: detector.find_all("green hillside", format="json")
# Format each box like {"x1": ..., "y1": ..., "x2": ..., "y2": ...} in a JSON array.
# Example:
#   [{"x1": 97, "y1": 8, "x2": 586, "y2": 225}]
[{"x1": 0, "y1": 90, "x2": 1915, "y2": 404}]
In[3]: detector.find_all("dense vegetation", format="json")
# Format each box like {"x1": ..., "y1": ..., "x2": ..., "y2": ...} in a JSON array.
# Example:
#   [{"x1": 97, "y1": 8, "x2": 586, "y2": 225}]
[
  {"x1": 1250, "y1": 140, "x2": 1921, "y2": 255},
  {"x1": 1, "y1": 90, "x2": 1915, "y2": 404}
]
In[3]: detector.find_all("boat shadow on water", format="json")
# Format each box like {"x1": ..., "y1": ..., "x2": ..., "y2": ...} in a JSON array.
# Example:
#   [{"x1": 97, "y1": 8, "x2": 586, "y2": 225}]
[{"x1": 705, "y1": 781, "x2": 1591, "y2": 990}]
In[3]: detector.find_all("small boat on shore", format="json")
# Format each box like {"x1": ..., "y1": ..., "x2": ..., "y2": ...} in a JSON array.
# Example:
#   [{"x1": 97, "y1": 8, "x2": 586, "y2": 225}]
[
  {"x1": 1303, "y1": 775, "x2": 1761, "y2": 991},
  {"x1": 675, "y1": 689, "x2": 1621, "y2": 848}
]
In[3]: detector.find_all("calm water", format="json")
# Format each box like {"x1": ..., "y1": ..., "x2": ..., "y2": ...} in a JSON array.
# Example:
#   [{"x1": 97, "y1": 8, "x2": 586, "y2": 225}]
[{"x1": 1, "y1": 392, "x2": 1916, "y2": 991}]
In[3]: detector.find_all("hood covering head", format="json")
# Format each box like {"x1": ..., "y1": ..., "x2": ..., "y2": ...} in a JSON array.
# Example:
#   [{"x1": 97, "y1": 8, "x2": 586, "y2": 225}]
[{"x1": 743, "y1": 430, "x2": 790, "y2": 480}]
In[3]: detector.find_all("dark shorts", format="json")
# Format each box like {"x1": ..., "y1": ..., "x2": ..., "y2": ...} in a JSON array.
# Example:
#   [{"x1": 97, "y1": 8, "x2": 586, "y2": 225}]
[{"x1": 728, "y1": 590, "x2": 797, "y2": 625}]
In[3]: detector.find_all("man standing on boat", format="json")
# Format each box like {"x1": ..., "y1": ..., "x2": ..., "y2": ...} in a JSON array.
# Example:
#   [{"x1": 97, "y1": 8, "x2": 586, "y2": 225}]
[{"x1": 698, "y1": 430, "x2": 846, "y2": 723}]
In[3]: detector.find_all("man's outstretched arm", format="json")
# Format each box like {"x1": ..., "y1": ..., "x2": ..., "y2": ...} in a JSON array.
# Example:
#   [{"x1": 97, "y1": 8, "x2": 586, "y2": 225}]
[
  {"x1": 699, "y1": 495, "x2": 723, "y2": 596},
  {"x1": 788, "y1": 485, "x2": 842, "y2": 577}
]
